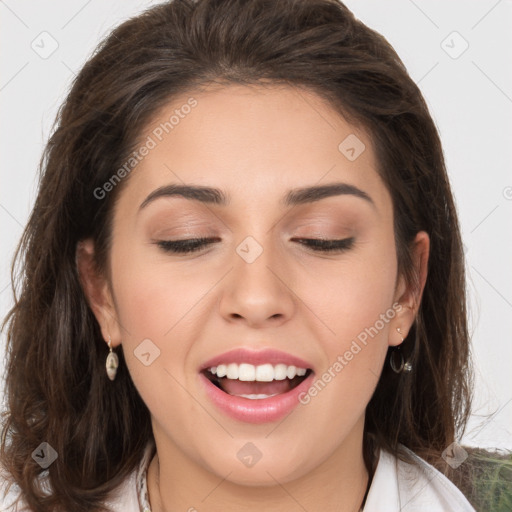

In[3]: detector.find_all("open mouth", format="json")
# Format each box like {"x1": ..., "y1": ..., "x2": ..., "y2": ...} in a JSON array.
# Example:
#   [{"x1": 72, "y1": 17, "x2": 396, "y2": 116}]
[
  {"x1": 199, "y1": 359, "x2": 316, "y2": 423},
  {"x1": 201, "y1": 366, "x2": 313, "y2": 399}
]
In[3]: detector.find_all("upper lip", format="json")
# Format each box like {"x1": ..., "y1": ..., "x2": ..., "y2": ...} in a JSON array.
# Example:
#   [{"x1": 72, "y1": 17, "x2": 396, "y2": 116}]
[{"x1": 199, "y1": 348, "x2": 314, "y2": 372}]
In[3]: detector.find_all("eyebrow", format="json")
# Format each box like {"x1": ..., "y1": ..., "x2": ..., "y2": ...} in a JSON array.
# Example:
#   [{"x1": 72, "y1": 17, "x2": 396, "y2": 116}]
[
  {"x1": 283, "y1": 183, "x2": 374, "y2": 208},
  {"x1": 139, "y1": 184, "x2": 228, "y2": 210},
  {"x1": 138, "y1": 182, "x2": 375, "y2": 211}
]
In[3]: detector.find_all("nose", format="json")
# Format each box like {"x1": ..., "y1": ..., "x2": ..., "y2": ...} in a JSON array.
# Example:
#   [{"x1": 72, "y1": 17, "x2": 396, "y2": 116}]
[{"x1": 219, "y1": 237, "x2": 296, "y2": 328}]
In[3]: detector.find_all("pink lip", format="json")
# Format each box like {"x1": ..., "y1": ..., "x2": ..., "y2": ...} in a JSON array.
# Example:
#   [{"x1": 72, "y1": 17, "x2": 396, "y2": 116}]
[
  {"x1": 199, "y1": 348, "x2": 314, "y2": 372},
  {"x1": 199, "y1": 370, "x2": 315, "y2": 424}
]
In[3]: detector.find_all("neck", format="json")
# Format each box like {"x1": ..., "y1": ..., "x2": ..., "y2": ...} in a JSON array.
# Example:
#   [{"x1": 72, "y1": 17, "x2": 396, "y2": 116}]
[{"x1": 147, "y1": 420, "x2": 370, "y2": 512}]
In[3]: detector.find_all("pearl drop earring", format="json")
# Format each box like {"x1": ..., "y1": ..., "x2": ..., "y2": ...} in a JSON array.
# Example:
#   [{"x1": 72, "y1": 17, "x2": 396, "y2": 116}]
[{"x1": 106, "y1": 335, "x2": 119, "y2": 381}]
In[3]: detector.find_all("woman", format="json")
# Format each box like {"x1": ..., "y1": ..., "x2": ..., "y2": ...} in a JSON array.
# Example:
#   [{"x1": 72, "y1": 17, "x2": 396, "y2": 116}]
[{"x1": 1, "y1": 0, "x2": 477, "y2": 510}]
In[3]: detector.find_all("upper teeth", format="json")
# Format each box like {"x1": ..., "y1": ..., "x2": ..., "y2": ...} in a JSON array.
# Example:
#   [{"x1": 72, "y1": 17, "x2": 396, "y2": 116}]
[{"x1": 208, "y1": 363, "x2": 308, "y2": 381}]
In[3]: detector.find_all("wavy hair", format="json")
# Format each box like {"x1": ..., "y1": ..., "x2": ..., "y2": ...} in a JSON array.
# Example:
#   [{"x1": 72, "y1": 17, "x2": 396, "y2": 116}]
[{"x1": 1, "y1": 0, "x2": 472, "y2": 510}]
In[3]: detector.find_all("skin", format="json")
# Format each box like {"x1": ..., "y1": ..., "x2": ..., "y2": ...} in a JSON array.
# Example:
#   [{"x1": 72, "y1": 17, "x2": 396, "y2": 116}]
[{"x1": 78, "y1": 84, "x2": 429, "y2": 512}]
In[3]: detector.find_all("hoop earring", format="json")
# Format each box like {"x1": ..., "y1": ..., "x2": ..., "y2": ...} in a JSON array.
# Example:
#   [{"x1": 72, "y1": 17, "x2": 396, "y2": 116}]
[
  {"x1": 390, "y1": 345, "x2": 404, "y2": 373},
  {"x1": 390, "y1": 327, "x2": 412, "y2": 373},
  {"x1": 106, "y1": 335, "x2": 119, "y2": 381}
]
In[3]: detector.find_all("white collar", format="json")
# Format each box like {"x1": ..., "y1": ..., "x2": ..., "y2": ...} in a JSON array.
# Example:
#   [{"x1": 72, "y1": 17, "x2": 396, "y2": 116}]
[{"x1": 363, "y1": 446, "x2": 475, "y2": 511}]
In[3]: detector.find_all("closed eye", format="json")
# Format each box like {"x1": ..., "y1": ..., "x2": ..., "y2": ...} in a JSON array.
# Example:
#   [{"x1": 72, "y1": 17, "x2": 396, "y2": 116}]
[
  {"x1": 155, "y1": 237, "x2": 355, "y2": 254},
  {"x1": 155, "y1": 237, "x2": 220, "y2": 254},
  {"x1": 291, "y1": 237, "x2": 355, "y2": 252}
]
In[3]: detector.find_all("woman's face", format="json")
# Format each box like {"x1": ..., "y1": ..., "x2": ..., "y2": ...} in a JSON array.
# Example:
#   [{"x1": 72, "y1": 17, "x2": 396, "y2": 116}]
[{"x1": 85, "y1": 84, "x2": 426, "y2": 485}]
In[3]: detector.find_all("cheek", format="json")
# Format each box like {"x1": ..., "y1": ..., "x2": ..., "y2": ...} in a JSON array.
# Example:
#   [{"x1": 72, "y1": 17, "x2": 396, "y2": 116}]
[
  {"x1": 298, "y1": 233, "x2": 397, "y2": 405},
  {"x1": 110, "y1": 235, "x2": 204, "y2": 335},
  {"x1": 108, "y1": 239, "x2": 203, "y2": 381},
  {"x1": 108, "y1": 243, "x2": 208, "y2": 417},
  {"x1": 108, "y1": 237, "x2": 229, "y2": 387},
  {"x1": 303, "y1": 233, "x2": 398, "y2": 339}
]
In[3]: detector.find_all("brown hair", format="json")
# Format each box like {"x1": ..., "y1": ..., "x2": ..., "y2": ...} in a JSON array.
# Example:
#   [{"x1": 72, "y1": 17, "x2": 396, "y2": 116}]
[{"x1": 1, "y1": 0, "x2": 472, "y2": 510}]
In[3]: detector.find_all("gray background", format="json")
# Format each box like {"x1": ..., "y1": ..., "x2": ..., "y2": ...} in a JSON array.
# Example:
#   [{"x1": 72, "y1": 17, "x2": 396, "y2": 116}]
[{"x1": 1, "y1": 0, "x2": 511, "y2": 450}]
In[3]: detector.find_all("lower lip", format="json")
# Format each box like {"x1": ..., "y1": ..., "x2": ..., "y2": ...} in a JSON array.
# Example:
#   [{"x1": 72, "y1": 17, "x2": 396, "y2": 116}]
[{"x1": 199, "y1": 371, "x2": 315, "y2": 424}]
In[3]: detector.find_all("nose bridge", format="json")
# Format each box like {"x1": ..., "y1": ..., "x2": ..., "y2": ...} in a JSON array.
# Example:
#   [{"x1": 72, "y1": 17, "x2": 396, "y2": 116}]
[
  {"x1": 219, "y1": 233, "x2": 295, "y2": 325},
  {"x1": 235, "y1": 235, "x2": 278, "y2": 288}
]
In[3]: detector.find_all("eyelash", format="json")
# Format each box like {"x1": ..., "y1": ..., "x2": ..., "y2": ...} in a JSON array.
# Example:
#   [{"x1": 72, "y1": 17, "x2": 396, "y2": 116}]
[
  {"x1": 155, "y1": 237, "x2": 355, "y2": 254},
  {"x1": 156, "y1": 237, "x2": 218, "y2": 254}
]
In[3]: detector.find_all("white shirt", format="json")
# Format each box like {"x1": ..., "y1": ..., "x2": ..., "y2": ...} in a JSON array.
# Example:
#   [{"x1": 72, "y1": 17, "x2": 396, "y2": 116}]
[
  {"x1": 363, "y1": 447, "x2": 475, "y2": 511},
  {"x1": 2, "y1": 444, "x2": 475, "y2": 511}
]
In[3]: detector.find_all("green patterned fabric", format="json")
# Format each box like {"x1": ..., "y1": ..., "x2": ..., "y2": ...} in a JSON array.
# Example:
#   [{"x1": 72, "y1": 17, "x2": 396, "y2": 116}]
[{"x1": 451, "y1": 449, "x2": 512, "y2": 511}]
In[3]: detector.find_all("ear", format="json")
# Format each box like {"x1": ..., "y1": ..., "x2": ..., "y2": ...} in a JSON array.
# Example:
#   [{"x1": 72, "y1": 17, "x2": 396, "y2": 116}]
[
  {"x1": 389, "y1": 230, "x2": 430, "y2": 347},
  {"x1": 76, "y1": 238, "x2": 122, "y2": 348}
]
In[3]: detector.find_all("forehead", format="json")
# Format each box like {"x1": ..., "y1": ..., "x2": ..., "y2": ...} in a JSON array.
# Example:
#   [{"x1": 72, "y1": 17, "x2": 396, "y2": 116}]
[{"x1": 116, "y1": 83, "x2": 390, "y2": 214}]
